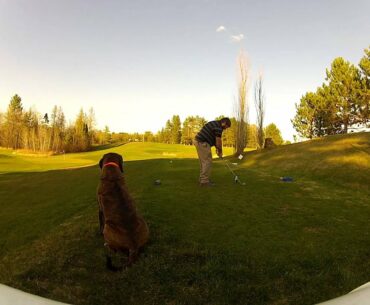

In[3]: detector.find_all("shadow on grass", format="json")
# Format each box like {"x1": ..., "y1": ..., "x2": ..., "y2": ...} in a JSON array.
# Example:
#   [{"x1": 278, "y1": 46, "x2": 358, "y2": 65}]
[{"x1": 89, "y1": 142, "x2": 126, "y2": 152}]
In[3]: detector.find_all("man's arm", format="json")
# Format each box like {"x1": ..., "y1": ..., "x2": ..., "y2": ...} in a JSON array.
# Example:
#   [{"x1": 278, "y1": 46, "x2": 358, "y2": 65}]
[{"x1": 215, "y1": 136, "x2": 222, "y2": 157}]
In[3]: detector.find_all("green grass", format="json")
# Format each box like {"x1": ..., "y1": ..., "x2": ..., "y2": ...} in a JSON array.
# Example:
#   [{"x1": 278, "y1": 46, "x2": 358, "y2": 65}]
[
  {"x1": 0, "y1": 142, "x2": 211, "y2": 173},
  {"x1": 0, "y1": 134, "x2": 369, "y2": 305}
]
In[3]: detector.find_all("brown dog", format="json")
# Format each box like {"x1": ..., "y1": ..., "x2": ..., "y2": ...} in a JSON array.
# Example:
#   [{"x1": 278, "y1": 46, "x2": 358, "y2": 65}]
[{"x1": 97, "y1": 152, "x2": 149, "y2": 269}]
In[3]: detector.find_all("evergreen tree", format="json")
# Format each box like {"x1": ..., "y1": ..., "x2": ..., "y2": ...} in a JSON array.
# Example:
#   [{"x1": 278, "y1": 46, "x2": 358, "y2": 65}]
[
  {"x1": 358, "y1": 47, "x2": 370, "y2": 126},
  {"x1": 215, "y1": 116, "x2": 236, "y2": 147},
  {"x1": 181, "y1": 116, "x2": 206, "y2": 145},
  {"x1": 171, "y1": 115, "x2": 182, "y2": 144},
  {"x1": 291, "y1": 92, "x2": 317, "y2": 139},
  {"x1": 325, "y1": 57, "x2": 362, "y2": 133},
  {"x1": 264, "y1": 123, "x2": 284, "y2": 145},
  {"x1": 144, "y1": 131, "x2": 155, "y2": 142},
  {"x1": 163, "y1": 119, "x2": 172, "y2": 143},
  {"x1": 315, "y1": 85, "x2": 342, "y2": 135}
]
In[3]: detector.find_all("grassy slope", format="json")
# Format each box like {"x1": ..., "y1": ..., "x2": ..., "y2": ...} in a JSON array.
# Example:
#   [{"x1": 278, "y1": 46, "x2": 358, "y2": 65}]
[
  {"x1": 242, "y1": 132, "x2": 370, "y2": 190},
  {"x1": 0, "y1": 134, "x2": 369, "y2": 305}
]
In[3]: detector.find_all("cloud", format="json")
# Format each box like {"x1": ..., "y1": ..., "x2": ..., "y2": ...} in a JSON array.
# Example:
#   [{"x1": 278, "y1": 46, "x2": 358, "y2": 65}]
[
  {"x1": 216, "y1": 25, "x2": 226, "y2": 32},
  {"x1": 231, "y1": 34, "x2": 244, "y2": 42},
  {"x1": 216, "y1": 25, "x2": 245, "y2": 43}
]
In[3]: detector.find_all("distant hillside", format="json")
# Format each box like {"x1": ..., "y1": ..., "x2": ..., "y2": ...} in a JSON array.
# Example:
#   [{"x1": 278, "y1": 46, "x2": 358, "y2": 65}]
[{"x1": 242, "y1": 132, "x2": 370, "y2": 190}]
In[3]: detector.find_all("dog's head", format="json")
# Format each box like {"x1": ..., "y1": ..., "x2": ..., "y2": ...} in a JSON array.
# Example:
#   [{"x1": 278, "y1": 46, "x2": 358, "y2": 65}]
[{"x1": 99, "y1": 153, "x2": 124, "y2": 179}]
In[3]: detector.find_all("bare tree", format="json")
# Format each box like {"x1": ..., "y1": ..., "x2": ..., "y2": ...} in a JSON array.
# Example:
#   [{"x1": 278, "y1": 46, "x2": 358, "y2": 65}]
[
  {"x1": 254, "y1": 73, "x2": 265, "y2": 149},
  {"x1": 5, "y1": 95, "x2": 24, "y2": 149},
  {"x1": 234, "y1": 51, "x2": 250, "y2": 155},
  {"x1": 87, "y1": 107, "x2": 96, "y2": 145},
  {"x1": 0, "y1": 112, "x2": 4, "y2": 146}
]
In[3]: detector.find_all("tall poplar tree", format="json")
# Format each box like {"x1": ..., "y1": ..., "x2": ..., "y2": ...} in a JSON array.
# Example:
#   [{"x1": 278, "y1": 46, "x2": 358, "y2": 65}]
[{"x1": 5, "y1": 94, "x2": 24, "y2": 149}]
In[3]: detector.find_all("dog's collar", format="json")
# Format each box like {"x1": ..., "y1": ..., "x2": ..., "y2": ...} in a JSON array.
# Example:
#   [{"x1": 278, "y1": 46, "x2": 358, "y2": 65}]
[{"x1": 103, "y1": 162, "x2": 119, "y2": 168}]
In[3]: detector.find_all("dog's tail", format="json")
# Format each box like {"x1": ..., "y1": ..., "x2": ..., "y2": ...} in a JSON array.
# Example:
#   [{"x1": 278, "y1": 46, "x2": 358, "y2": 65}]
[{"x1": 106, "y1": 255, "x2": 123, "y2": 272}]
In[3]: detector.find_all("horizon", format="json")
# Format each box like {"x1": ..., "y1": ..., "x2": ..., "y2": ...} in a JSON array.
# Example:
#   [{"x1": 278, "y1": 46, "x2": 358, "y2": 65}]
[{"x1": 1, "y1": 0, "x2": 369, "y2": 141}]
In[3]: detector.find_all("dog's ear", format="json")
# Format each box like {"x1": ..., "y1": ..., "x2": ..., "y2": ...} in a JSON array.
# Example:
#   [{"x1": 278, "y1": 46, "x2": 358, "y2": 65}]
[
  {"x1": 99, "y1": 155, "x2": 105, "y2": 169},
  {"x1": 119, "y1": 155, "x2": 124, "y2": 172}
]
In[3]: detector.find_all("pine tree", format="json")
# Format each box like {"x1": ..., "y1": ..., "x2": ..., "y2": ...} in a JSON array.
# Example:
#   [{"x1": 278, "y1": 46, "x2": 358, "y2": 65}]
[
  {"x1": 264, "y1": 123, "x2": 284, "y2": 145},
  {"x1": 292, "y1": 92, "x2": 317, "y2": 139},
  {"x1": 358, "y1": 47, "x2": 370, "y2": 126},
  {"x1": 325, "y1": 57, "x2": 362, "y2": 133},
  {"x1": 181, "y1": 116, "x2": 206, "y2": 145},
  {"x1": 163, "y1": 119, "x2": 172, "y2": 144},
  {"x1": 171, "y1": 115, "x2": 182, "y2": 144}
]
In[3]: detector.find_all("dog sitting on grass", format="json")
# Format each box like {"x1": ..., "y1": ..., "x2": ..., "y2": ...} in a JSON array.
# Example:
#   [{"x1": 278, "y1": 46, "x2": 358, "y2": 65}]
[{"x1": 97, "y1": 152, "x2": 149, "y2": 270}]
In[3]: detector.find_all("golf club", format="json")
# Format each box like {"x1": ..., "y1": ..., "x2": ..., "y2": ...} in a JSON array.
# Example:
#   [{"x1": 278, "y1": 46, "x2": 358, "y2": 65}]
[{"x1": 221, "y1": 158, "x2": 246, "y2": 186}]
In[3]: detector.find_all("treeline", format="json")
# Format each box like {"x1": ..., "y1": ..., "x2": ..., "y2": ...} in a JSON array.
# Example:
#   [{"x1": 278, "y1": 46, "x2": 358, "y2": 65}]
[
  {"x1": 0, "y1": 94, "x2": 104, "y2": 153},
  {"x1": 0, "y1": 95, "x2": 285, "y2": 154},
  {"x1": 153, "y1": 115, "x2": 285, "y2": 148},
  {"x1": 94, "y1": 115, "x2": 286, "y2": 149},
  {"x1": 292, "y1": 46, "x2": 370, "y2": 138}
]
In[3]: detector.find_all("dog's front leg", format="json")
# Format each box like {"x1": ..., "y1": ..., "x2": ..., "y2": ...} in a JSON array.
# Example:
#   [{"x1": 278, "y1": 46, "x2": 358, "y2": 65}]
[
  {"x1": 105, "y1": 244, "x2": 123, "y2": 272},
  {"x1": 127, "y1": 249, "x2": 139, "y2": 267},
  {"x1": 97, "y1": 195, "x2": 105, "y2": 235},
  {"x1": 98, "y1": 210, "x2": 105, "y2": 235}
]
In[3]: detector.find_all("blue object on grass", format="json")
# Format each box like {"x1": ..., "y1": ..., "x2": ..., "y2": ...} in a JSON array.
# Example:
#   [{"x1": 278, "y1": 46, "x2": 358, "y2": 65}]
[{"x1": 280, "y1": 176, "x2": 293, "y2": 182}]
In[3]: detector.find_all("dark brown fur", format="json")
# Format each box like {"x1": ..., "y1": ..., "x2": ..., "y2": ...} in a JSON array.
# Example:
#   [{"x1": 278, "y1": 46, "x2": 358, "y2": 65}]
[{"x1": 97, "y1": 153, "x2": 149, "y2": 269}]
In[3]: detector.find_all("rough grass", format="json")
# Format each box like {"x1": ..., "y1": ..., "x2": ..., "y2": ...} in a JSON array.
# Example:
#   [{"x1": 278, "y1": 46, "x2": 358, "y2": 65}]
[{"x1": 0, "y1": 133, "x2": 369, "y2": 305}]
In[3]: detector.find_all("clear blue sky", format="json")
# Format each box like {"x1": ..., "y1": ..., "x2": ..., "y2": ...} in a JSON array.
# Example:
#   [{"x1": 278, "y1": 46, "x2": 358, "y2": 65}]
[{"x1": 1, "y1": 0, "x2": 369, "y2": 140}]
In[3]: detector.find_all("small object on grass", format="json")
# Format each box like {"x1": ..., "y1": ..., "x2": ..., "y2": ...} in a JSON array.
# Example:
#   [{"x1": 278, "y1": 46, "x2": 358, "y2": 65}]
[
  {"x1": 238, "y1": 154, "x2": 244, "y2": 160},
  {"x1": 280, "y1": 176, "x2": 293, "y2": 182},
  {"x1": 154, "y1": 179, "x2": 161, "y2": 185},
  {"x1": 232, "y1": 162, "x2": 238, "y2": 165},
  {"x1": 169, "y1": 160, "x2": 173, "y2": 163}
]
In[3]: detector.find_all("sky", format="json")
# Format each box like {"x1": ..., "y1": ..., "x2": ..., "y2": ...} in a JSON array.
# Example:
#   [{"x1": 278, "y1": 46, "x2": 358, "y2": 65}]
[{"x1": 0, "y1": 0, "x2": 369, "y2": 141}]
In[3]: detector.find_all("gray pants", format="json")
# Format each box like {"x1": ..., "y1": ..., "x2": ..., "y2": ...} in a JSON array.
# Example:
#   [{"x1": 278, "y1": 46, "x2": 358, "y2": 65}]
[{"x1": 194, "y1": 140, "x2": 212, "y2": 183}]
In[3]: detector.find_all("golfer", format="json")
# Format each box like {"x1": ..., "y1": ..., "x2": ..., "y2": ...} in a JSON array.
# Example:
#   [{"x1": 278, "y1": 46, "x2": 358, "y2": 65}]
[{"x1": 194, "y1": 117, "x2": 231, "y2": 186}]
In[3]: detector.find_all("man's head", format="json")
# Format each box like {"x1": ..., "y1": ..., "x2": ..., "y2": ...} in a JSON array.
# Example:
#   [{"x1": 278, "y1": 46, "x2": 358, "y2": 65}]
[{"x1": 219, "y1": 117, "x2": 231, "y2": 130}]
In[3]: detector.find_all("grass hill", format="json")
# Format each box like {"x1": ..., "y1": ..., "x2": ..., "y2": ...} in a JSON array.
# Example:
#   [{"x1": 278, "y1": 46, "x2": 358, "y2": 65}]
[
  {"x1": 242, "y1": 132, "x2": 369, "y2": 190},
  {"x1": 0, "y1": 133, "x2": 369, "y2": 305}
]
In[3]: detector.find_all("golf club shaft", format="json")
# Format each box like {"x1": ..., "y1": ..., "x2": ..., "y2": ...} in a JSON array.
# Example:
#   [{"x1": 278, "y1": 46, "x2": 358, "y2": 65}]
[
  {"x1": 221, "y1": 158, "x2": 245, "y2": 185},
  {"x1": 224, "y1": 160, "x2": 237, "y2": 176}
]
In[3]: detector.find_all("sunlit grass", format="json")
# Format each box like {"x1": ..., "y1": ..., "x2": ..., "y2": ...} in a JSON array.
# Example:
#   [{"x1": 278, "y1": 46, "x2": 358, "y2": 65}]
[
  {"x1": 240, "y1": 132, "x2": 370, "y2": 189},
  {"x1": 0, "y1": 143, "x2": 234, "y2": 173}
]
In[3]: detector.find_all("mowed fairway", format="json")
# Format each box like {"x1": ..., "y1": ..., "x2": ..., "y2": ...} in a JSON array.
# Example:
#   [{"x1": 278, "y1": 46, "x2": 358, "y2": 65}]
[{"x1": 0, "y1": 134, "x2": 369, "y2": 305}]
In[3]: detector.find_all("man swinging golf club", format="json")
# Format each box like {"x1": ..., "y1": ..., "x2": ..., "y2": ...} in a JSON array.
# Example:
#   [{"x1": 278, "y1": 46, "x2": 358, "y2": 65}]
[{"x1": 194, "y1": 117, "x2": 231, "y2": 187}]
